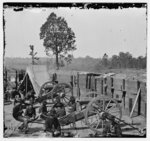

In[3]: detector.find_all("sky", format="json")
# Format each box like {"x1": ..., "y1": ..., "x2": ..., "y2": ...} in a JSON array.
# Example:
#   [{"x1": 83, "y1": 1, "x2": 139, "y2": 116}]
[{"x1": 4, "y1": 6, "x2": 147, "y2": 58}]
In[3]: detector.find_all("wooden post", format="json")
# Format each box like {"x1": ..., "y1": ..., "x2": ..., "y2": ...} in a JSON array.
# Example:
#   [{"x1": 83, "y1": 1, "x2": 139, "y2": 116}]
[
  {"x1": 129, "y1": 98, "x2": 133, "y2": 114},
  {"x1": 77, "y1": 72, "x2": 80, "y2": 99},
  {"x1": 89, "y1": 75, "x2": 91, "y2": 90},
  {"x1": 101, "y1": 79, "x2": 103, "y2": 95},
  {"x1": 104, "y1": 77, "x2": 107, "y2": 95},
  {"x1": 15, "y1": 70, "x2": 18, "y2": 90},
  {"x1": 111, "y1": 77, "x2": 114, "y2": 98},
  {"x1": 95, "y1": 78, "x2": 97, "y2": 91},
  {"x1": 137, "y1": 81, "x2": 141, "y2": 115},
  {"x1": 86, "y1": 74, "x2": 88, "y2": 90},
  {"x1": 122, "y1": 79, "x2": 126, "y2": 109},
  {"x1": 70, "y1": 75, "x2": 74, "y2": 96}
]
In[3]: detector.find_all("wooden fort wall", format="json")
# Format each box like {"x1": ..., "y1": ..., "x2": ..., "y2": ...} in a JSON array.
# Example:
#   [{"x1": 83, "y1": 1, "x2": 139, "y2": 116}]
[
  {"x1": 96, "y1": 76, "x2": 146, "y2": 118},
  {"x1": 48, "y1": 70, "x2": 146, "y2": 118}
]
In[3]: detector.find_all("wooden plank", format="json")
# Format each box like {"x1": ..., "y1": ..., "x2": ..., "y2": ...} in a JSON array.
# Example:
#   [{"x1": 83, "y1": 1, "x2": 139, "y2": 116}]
[
  {"x1": 141, "y1": 94, "x2": 146, "y2": 102},
  {"x1": 96, "y1": 78, "x2": 101, "y2": 93},
  {"x1": 130, "y1": 88, "x2": 141, "y2": 118},
  {"x1": 113, "y1": 90, "x2": 123, "y2": 101},
  {"x1": 106, "y1": 88, "x2": 112, "y2": 98},
  {"x1": 90, "y1": 76, "x2": 96, "y2": 91},
  {"x1": 140, "y1": 101, "x2": 146, "y2": 117},
  {"x1": 125, "y1": 80, "x2": 138, "y2": 94},
  {"x1": 57, "y1": 74, "x2": 71, "y2": 83},
  {"x1": 140, "y1": 81, "x2": 146, "y2": 96},
  {"x1": 106, "y1": 76, "x2": 112, "y2": 89},
  {"x1": 113, "y1": 78, "x2": 123, "y2": 91},
  {"x1": 79, "y1": 74, "x2": 86, "y2": 89}
]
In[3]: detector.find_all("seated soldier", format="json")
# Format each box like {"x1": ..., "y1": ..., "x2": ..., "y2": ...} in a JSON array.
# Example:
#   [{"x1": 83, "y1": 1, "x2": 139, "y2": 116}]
[
  {"x1": 67, "y1": 96, "x2": 76, "y2": 128},
  {"x1": 25, "y1": 90, "x2": 36, "y2": 101},
  {"x1": 44, "y1": 108, "x2": 61, "y2": 137},
  {"x1": 13, "y1": 91, "x2": 21, "y2": 106},
  {"x1": 12, "y1": 99, "x2": 28, "y2": 132},
  {"x1": 102, "y1": 113, "x2": 122, "y2": 137},
  {"x1": 24, "y1": 100, "x2": 36, "y2": 119},
  {"x1": 23, "y1": 100, "x2": 36, "y2": 133},
  {"x1": 39, "y1": 100, "x2": 48, "y2": 120},
  {"x1": 52, "y1": 97, "x2": 66, "y2": 118},
  {"x1": 67, "y1": 96, "x2": 76, "y2": 113}
]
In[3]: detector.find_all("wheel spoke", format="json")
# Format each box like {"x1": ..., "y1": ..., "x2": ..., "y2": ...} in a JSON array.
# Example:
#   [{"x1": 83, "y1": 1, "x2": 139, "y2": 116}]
[
  {"x1": 95, "y1": 120, "x2": 100, "y2": 129},
  {"x1": 91, "y1": 119, "x2": 99, "y2": 127},
  {"x1": 109, "y1": 109, "x2": 120, "y2": 113},
  {"x1": 89, "y1": 110, "x2": 98, "y2": 114},
  {"x1": 105, "y1": 99, "x2": 112, "y2": 110},
  {"x1": 65, "y1": 93, "x2": 71, "y2": 97},
  {"x1": 107, "y1": 104, "x2": 117, "y2": 111},
  {"x1": 102, "y1": 120, "x2": 104, "y2": 129},
  {"x1": 90, "y1": 119, "x2": 97, "y2": 126},
  {"x1": 64, "y1": 96, "x2": 70, "y2": 100},
  {"x1": 85, "y1": 96, "x2": 122, "y2": 134},
  {"x1": 63, "y1": 97, "x2": 68, "y2": 103}
]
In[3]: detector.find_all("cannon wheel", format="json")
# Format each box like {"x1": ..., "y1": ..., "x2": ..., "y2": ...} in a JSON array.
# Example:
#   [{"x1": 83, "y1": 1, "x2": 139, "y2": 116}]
[
  {"x1": 51, "y1": 83, "x2": 73, "y2": 105},
  {"x1": 38, "y1": 81, "x2": 56, "y2": 100},
  {"x1": 85, "y1": 94, "x2": 122, "y2": 134}
]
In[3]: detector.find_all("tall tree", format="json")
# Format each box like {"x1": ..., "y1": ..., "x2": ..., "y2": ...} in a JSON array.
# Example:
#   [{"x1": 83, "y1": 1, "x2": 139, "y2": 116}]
[
  {"x1": 111, "y1": 55, "x2": 119, "y2": 68},
  {"x1": 29, "y1": 45, "x2": 39, "y2": 65},
  {"x1": 40, "y1": 12, "x2": 76, "y2": 69},
  {"x1": 102, "y1": 53, "x2": 108, "y2": 68}
]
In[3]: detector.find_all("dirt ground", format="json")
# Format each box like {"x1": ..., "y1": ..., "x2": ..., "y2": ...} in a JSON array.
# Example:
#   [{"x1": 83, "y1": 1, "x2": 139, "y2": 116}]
[{"x1": 4, "y1": 100, "x2": 146, "y2": 138}]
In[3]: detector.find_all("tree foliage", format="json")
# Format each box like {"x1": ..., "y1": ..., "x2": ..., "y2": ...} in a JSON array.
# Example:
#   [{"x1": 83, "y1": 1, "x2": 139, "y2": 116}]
[
  {"x1": 29, "y1": 45, "x2": 39, "y2": 65},
  {"x1": 96, "y1": 52, "x2": 146, "y2": 70},
  {"x1": 40, "y1": 12, "x2": 76, "y2": 69}
]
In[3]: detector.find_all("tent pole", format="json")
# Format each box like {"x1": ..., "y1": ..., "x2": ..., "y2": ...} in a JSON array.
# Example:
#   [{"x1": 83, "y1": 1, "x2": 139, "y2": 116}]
[{"x1": 26, "y1": 75, "x2": 28, "y2": 95}]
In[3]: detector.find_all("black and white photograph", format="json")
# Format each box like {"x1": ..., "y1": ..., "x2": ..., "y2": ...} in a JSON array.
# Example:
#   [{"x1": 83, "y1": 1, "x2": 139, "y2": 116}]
[{"x1": 2, "y1": 2, "x2": 147, "y2": 138}]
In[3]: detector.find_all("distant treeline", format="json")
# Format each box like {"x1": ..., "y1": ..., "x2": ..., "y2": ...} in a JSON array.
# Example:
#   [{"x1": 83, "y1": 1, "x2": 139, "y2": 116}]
[
  {"x1": 95, "y1": 52, "x2": 146, "y2": 71},
  {"x1": 4, "y1": 52, "x2": 146, "y2": 72}
]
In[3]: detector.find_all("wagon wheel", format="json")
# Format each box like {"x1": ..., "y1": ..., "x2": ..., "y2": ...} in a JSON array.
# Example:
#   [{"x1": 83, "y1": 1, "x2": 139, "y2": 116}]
[
  {"x1": 51, "y1": 83, "x2": 73, "y2": 105},
  {"x1": 38, "y1": 81, "x2": 56, "y2": 102},
  {"x1": 85, "y1": 94, "x2": 122, "y2": 135}
]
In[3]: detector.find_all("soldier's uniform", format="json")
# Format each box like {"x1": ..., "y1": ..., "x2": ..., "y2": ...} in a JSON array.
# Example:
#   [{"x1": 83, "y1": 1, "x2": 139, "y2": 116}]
[{"x1": 44, "y1": 109, "x2": 61, "y2": 137}]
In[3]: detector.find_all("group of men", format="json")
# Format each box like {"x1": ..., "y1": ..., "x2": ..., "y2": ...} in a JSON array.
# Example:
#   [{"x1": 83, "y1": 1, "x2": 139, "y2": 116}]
[{"x1": 12, "y1": 90, "x2": 77, "y2": 137}]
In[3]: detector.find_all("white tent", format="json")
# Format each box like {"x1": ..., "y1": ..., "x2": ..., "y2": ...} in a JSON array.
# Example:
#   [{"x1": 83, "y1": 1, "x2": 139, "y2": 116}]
[{"x1": 18, "y1": 65, "x2": 51, "y2": 97}]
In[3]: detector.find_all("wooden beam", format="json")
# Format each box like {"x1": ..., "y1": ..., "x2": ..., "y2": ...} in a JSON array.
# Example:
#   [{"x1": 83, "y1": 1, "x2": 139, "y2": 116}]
[{"x1": 129, "y1": 88, "x2": 141, "y2": 118}]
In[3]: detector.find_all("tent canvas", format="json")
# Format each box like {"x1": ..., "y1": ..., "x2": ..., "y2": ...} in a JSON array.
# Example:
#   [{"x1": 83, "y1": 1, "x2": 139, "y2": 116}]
[{"x1": 18, "y1": 65, "x2": 51, "y2": 97}]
